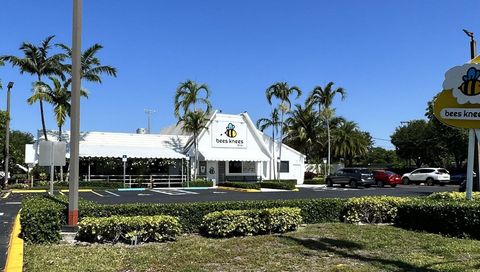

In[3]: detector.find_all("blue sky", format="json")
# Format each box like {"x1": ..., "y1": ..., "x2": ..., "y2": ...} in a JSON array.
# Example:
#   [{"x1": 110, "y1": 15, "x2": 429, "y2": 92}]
[{"x1": 0, "y1": 0, "x2": 479, "y2": 149}]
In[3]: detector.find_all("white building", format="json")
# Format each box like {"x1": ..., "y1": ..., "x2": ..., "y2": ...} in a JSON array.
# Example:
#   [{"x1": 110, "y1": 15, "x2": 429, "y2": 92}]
[{"x1": 27, "y1": 111, "x2": 306, "y2": 184}]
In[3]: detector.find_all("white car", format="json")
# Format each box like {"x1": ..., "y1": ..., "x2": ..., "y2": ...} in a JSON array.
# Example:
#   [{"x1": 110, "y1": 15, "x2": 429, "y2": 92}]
[{"x1": 401, "y1": 168, "x2": 450, "y2": 186}]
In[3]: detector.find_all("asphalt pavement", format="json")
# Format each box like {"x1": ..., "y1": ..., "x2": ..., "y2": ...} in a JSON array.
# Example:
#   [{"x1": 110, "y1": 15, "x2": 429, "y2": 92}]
[{"x1": 0, "y1": 192, "x2": 22, "y2": 271}]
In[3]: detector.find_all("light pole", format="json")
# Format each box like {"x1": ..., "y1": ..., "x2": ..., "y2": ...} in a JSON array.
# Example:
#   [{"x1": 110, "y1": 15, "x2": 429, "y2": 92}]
[
  {"x1": 68, "y1": 0, "x2": 82, "y2": 226},
  {"x1": 3, "y1": 82, "x2": 13, "y2": 189},
  {"x1": 144, "y1": 109, "x2": 155, "y2": 134}
]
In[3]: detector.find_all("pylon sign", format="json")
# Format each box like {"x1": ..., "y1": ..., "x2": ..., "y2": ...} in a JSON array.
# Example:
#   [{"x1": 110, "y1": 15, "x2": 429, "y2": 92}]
[{"x1": 434, "y1": 63, "x2": 480, "y2": 128}]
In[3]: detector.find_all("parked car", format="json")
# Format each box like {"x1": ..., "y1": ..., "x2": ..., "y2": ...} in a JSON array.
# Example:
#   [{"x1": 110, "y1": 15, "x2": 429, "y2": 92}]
[
  {"x1": 450, "y1": 172, "x2": 476, "y2": 185},
  {"x1": 373, "y1": 170, "x2": 401, "y2": 187},
  {"x1": 326, "y1": 168, "x2": 375, "y2": 188},
  {"x1": 401, "y1": 168, "x2": 450, "y2": 186}
]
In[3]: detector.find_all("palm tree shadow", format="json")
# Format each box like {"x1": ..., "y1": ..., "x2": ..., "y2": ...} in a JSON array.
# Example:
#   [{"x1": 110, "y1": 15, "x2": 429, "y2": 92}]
[{"x1": 282, "y1": 236, "x2": 445, "y2": 272}]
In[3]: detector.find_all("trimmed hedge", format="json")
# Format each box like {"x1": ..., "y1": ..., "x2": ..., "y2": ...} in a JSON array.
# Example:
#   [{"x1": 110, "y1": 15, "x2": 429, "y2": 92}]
[
  {"x1": 201, "y1": 207, "x2": 302, "y2": 237},
  {"x1": 77, "y1": 215, "x2": 181, "y2": 244},
  {"x1": 260, "y1": 181, "x2": 296, "y2": 190},
  {"x1": 342, "y1": 196, "x2": 410, "y2": 224},
  {"x1": 427, "y1": 192, "x2": 480, "y2": 201},
  {"x1": 303, "y1": 178, "x2": 325, "y2": 185},
  {"x1": 32, "y1": 181, "x2": 124, "y2": 189},
  {"x1": 189, "y1": 180, "x2": 214, "y2": 187},
  {"x1": 218, "y1": 182, "x2": 261, "y2": 190},
  {"x1": 20, "y1": 197, "x2": 66, "y2": 244}
]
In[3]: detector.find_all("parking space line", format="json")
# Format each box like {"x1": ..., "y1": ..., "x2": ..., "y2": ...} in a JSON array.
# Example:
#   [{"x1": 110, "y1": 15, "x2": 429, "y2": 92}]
[
  {"x1": 89, "y1": 190, "x2": 104, "y2": 197},
  {"x1": 6, "y1": 202, "x2": 21, "y2": 205},
  {"x1": 2, "y1": 192, "x2": 10, "y2": 199},
  {"x1": 149, "y1": 189, "x2": 199, "y2": 195},
  {"x1": 105, "y1": 190, "x2": 120, "y2": 197},
  {"x1": 59, "y1": 191, "x2": 65, "y2": 196}
]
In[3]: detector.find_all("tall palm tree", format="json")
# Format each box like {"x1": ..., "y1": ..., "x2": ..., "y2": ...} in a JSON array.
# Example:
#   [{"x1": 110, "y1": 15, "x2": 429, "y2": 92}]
[
  {"x1": 0, "y1": 59, "x2": 4, "y2": 89},
  {"x1": 265, "y1": 82, "x2": 301, "y2": 174},
  {"x1": 174, "y1": 80, "x2": 211, "y2": 118},
  {"x1": 56, "y1": 43, "x2": 117, "y2": 85},
  {"x1": 307, "y1": 82, "x2": 346, "y2": 174},
  {"x1": 331, "y1": 121, "x2": 371, "y2": 166},
  {"x1": 1, "y1": 35, "x2": 65, "y2": 140},
  {"x1": 257, "y1": 108, "x2": 281, "y2": 180},
  {"x1": 284, "y1": 103, "x2": 320, "y2": 161},
  {"x1": 177, "y1": 110, "x2": 209, "y2": 180}
]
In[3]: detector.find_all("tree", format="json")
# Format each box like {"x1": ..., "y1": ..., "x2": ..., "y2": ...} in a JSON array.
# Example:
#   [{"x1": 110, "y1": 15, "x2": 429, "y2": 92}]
[
  {"x1": 307, "y1": 82, "x2": 346, "y2": 174},
  {"x1": 177, "y1": 111, "x2": 209, "y2": 180},
  {"x1": 1, "y1": 36, "x2": 65, "y2": 141},
  {"x1": 56, "y1": 43, "x2": 117, "y2": 85},
  {"x1": 174, "y1": 80, "x2": 211, "y2": 118},
  {"x1": 256, "y1": 108, "x2": 281, "y2": 179},
  {"x1": 331, "y1": 121, "x2": 372, "y2": 166},
  {"x1": 363, "y1": 147, "x2": 399, "y2": 167},
  {"x1": 266, "y1": 82, "x2": 301, "y2": 173},
  {"x1": 0, "y1": 59, "x2": 4, "y2": 89}
]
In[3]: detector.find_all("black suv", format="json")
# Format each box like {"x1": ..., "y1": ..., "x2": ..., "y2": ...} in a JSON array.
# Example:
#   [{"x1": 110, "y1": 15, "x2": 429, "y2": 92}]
[{"x1": 326, "y1": 168, "x2": 375, "y2": 188}]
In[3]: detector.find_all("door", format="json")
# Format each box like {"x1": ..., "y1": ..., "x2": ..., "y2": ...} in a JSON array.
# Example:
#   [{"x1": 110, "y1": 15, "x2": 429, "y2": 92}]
[
  {"x1": 206, "y1": 161, "x2": 218, "y2": 183},
  {"x1": 218, "y1": 161, "x2": 226, "y2": 182}
]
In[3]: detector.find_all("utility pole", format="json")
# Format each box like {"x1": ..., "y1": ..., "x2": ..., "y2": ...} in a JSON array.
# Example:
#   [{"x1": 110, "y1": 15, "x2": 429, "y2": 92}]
[
  {"x1": 2, "y1": 82, "x2": 13, "y2": 189},
  {"x1": 68, "y1": 0, "x2": 82, "y2": 226},
  {"x1": 144, "y1": 109, "x2": 155, "y2": 134}
]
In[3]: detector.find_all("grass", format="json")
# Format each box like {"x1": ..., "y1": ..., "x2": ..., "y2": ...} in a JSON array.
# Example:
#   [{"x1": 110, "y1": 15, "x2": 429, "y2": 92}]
[{"x1": 24, "y1": 223, "x2": 480, "y2": 272}]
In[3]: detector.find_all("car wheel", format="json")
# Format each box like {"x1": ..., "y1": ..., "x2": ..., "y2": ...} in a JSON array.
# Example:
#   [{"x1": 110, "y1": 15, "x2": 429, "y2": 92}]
[
  {"x1": 349, "y1": 179, "x2": 358, "y2": 188},
  {"x1": 402, "y1": 177, "x2": 410, "y2": 185},
  {"x1": 377, "y1": 180, "x2": 384, "y2": 187},
  {"x1": 390, "y1": 184, "x2": 397, "y2": 188},
  {"x1": 326, "y1": 179, "x2": 333, "y2": 187},
  {"x1": 340, "y1": 184, "x2": 346, "y2": 188},
  {"x1": 426, "y1": 178, "x2": 435, "y2": 186}
]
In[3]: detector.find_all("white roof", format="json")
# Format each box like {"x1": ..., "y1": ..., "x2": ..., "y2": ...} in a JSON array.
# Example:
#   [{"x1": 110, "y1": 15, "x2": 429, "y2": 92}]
[{"x1": 37, "y1": 131, "x2": 189, "y2": 159}]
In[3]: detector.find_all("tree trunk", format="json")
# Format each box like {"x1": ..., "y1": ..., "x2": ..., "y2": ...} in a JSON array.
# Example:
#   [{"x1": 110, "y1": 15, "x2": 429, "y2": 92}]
[
  {"x1": 37, "y1": 75, "x2": 48, "y2": 141},
  {"x1": 278, "y1": 110, "x2": 284, "y2": 180},
  {"x1": 327, "y1": 116, "x2": 331, "y2": 175},
  {"x1": 59, "y1": 125, "x2": 63, "y2": 182},
  {"x1": 194, "y1": 133, "x2": 198, "y2": 181},
  {"x1": 272, "y1": 124, "x2": 276, "y2": 180}
]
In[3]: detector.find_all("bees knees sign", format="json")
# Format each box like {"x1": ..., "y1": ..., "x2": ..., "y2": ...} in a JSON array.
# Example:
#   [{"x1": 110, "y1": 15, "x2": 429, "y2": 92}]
[{"x1": 434, "y1": 63, "x2": 480, "y2": 128}]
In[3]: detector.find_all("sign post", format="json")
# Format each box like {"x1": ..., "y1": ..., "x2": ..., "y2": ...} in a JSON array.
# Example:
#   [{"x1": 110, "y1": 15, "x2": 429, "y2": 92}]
[
  {"x1": 39, "y1": 141, "x2": 66, "y2": 196},
  {"x1": 122, "y1": 155, "x2": 127, "y2": 188},
  {"x1": 433, "y1": 63, "x2": 480, "y2": 200}
]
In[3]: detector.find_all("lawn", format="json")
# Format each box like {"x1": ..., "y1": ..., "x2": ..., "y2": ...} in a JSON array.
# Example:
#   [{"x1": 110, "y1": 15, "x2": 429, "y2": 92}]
[{"x1": 24, "y1": 223, "x2": 480, "y2": 272}]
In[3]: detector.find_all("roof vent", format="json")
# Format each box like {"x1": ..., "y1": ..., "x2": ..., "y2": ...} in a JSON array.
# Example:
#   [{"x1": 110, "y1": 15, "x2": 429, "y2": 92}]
[{"x1": 136, "y1": 128, "x2": 147, "y2": 134}]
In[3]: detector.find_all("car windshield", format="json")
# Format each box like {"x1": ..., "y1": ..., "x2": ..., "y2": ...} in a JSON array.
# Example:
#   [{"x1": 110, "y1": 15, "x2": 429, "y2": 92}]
[
  {"x1": 438, "y1": 169, "x2": 449, "y2": 174},
  {"x1": 359, "y1": 169, "x2": 372, "y2": 174},
  {"x1": 385, "y1": 171, "x2": 395, "y2": 175}
]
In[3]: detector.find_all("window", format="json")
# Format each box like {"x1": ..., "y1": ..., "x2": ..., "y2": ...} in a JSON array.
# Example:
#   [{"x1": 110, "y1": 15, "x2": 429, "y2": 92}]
[
  {"x1": 279, "y1": 161, "x2": 289, "y2": 173},
  {"x1": 229, "y1": 161, "x2": 242, "y2": 173}
]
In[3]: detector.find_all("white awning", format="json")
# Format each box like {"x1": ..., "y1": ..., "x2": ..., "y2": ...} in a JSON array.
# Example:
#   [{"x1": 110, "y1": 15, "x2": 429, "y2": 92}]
[
  {"x1": 78, "y1": 144, "x2": 186, "y2": 159},
  {"x1": 198, "y1": 148, "x2": 270, "y2": 162}
]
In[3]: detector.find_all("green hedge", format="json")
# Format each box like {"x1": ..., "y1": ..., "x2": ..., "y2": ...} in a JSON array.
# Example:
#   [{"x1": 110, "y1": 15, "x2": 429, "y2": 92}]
[
  {"x1": 342, "y1": 196, "x2": 410, "y2": 224},
  {"x1": 262, "y1": 179, "x2": 297, "y2": 186},
  {"x1": 395, "y1": 200, "x2": 480, "y2": 239},
  {"x1": 189, "y1": 180, "x2": 214, "y2": 187},
  {"x1": 32, "y1": 181, "x2": 124, "y2": 189},
  {"x1": 218, "y1": 182, "x2": 261, "y2": 190},
  {"x1": 202, "y1": 207, "x2": 302, "y2": 237},
  {"x1": 77, "y1": 215, "x2": 181, "y2": 244},
  {"x1": 20, "y1": 197, "x2": 66, "y2": 244},
  {"x1": 427, "y1": 192, "x2": 480, "y2": 201},
  {"x1": 260, "y1": 182, "x2": 296, "y2": 190},
  {"x1": 303, "y1": 178, "x2": 325, "y2": 185}
]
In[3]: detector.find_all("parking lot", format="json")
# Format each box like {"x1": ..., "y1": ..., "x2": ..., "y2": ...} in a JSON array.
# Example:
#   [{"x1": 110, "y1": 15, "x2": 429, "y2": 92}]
[{"x1": 2, "y1": 184, "x2": 456, "y2": 205}]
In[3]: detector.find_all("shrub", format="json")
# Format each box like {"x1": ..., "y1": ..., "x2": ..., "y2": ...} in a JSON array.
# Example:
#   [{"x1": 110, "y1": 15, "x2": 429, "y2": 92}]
[
  {"x1": 20, "y1": 196, "x2": 66, "y2": 244},
  {"x1": 342, "y1": 196, "x2": 410, "y2": 224},
  {"x1": 77, "y1": 215, "x2": 181, "y2": 244},
  {"x1": 395, "y1": 199, "x2": 480, "y2": 239},
  {"x1": 218, "y1": 182, "x2": 261, "y2": 190},
  {"x1": 260, "y1": 182, "x2": 295, "y2": 190},
  {"x1": 427, "y1": 192, "x2": 480, "y2": 201},
  {"x1": 303, "y1": 178, "x2": 325, "y2": 185},
  {"x1": 201, "y1": 207, "x2": 302, "y2": 237},
  {"x1": 189, "y1": 180, "x2": 214, "y2": 187},
  {"x1": 304, "y1": 171, "x2": 316, "y2": 179},
  {"x1": 8, "y1": 183, "x2": 29, "y2": 189}
]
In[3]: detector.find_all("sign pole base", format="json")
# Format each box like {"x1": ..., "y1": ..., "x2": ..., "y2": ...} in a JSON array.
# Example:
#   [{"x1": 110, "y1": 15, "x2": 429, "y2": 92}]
[
  {"x1": 68, "y1": 210, "x2": 78, "y2": 226},
  {"x1": 467, "y1": 129, "x2": 475, "y2": 200}
]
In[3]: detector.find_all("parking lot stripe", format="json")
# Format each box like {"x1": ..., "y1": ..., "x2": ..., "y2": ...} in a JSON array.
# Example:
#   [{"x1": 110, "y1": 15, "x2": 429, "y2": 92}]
[
  {"x1": 2, "y1": 192, "x2": 10, "y2": 199},
  {"x1": 58, "y1": 191, "x2": 65, "y2": 196},
  {"x1": 104, "y1": 190, "x2": 120, "y2": 197},
  {"x1": 89, "y1": 190, "x2": 104, "y2": 197},
  {"x1": 5, "y1": 202, "x2": 21, "y2": 205}
]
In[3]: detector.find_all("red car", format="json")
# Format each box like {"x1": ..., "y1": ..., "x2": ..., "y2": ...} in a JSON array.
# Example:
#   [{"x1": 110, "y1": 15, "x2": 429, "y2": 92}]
[{"x1": 373, "y1": 170, "x2": 401, "y2": 187}]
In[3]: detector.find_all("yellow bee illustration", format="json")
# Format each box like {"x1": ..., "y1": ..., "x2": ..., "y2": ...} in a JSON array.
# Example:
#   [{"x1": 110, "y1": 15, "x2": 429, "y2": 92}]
[
  {"x1": 225, "y1": 123, "x2": 237, "y2": 138},
  {"x1": 459, "y1": 67, "x2": 480, "y2": 96}
]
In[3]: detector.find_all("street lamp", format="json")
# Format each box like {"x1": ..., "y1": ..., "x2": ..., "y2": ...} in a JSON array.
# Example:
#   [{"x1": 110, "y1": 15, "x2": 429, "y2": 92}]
[
  {"x1": 463, "y1": 29, "x2": 476, "y2": 59},
  {"x1": 3, "y1": 82, "x2": 14, "y2": 189}
]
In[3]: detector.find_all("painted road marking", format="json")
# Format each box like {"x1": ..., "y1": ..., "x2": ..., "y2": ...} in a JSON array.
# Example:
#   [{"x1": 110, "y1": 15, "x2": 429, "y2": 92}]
[
  {"x1": 213, "y1": 191, "x2": 227, "y2": 194},
  {"x1": 90, "y1": 190, "x2": 104, "y2": 197},
  {"x1": 2, "y1": 192, "x2": 11, "y2": 199},
  {"x1": 138, "y1": 193, "x2": 152, "y2": 196},
  {"x1": 105, "y1": 190, "x2": 120, "y2": 197},
  {"x1": 59, "y1": 191, "x2": 65, "y2": 196},
  {"x1": 150, "y1": 189, "x2": 199, "y2": 195},
  {"x1": 0, "y1": 213, "x2": 4, "y2": 216},
  {"x1": 6, "y1": 202, "x2": 21, "y2": 205}
]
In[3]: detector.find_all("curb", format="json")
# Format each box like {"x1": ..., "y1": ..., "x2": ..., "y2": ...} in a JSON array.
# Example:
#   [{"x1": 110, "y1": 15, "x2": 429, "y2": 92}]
[
  {"x1": 11, "y1": 189, "x2": 47, "y2": 193},
  {"x1": 4, "y1": 211, "x2": 23, "y2": 272},
  {"x1": 217, "y1": 186, "x2": 260, "y2": 193}
]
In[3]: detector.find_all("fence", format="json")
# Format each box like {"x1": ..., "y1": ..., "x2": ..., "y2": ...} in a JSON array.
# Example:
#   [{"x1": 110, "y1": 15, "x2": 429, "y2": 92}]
[{"x1": 82, "y1": 174, "x2": 187, "y2": 188}]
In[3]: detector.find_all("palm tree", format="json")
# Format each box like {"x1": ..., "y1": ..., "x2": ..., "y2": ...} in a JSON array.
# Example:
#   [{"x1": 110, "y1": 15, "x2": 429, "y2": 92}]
[
  {"x1": 307, "y1": 82, "x2": 346, "y2": 174},
  {"x1": 284, "y1": 103, "x2": 320, "y2": 161},
  {"x1": 174, "y1": 80, "x2": 211, "y2": 118},
  {"x1": 1, "y1": 35, "x2": 65, "y2": 141},
  {"x1": 265, "y1": 82, "x2": 301, "y2": 174},
  {"x1": 257, "y1": 108, "x2": 281, "y2": 180},
  {"x1": 331, "y1": 121, "x2": 371, "y2": 166},
  {"x1": 0, "y1": 59, "x2": 4, "y2": 89},
  {"x1": 177, "y1": 110, "x2": 209, "y2": 180}
]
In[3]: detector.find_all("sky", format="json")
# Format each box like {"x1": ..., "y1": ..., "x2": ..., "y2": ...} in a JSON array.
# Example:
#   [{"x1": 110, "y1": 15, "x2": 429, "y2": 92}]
[{"x1": 0, "y1": 0, "x2": 479, "y2": 150}]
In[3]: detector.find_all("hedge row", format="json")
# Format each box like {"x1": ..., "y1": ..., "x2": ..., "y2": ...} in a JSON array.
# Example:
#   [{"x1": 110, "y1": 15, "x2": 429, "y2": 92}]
[
  {"x1": 189, "y1": 180, "x2": 214, "y2": 187},
  {"x1": 303, "y1": 179, "x2": 325, "y2": 185},
  {"x1": 202, "y1": 207, "x2": 302, "y2": 237},
  {"x1": 260, "y1": 182, "x2": 296, "y2": 190},
  {"x1": 77, "y1": 215, "x2": 181, "y2": 244},
  {"x1": 218, "y1": 182, "x2": 261, "y2": 190}
]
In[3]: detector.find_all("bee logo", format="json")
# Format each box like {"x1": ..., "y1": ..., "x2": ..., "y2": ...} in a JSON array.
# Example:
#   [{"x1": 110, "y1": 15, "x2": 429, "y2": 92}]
[
  {"x1": 225, "y1": 123, "x2": 237, "y2": 138},
  {"x1": 459, "y1": 67, "x2": 480, "y2": 96}
]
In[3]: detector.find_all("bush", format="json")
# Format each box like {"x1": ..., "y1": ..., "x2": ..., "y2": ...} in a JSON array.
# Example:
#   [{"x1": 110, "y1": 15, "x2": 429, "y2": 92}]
[
  {"x1": 77, "y1": 215, "x2": 181, "y2": 244},
  {"x1": 342, "y1": 196, "x2": 410, "y2": 224},
  {"x1": 201, "y1": 207, "x2": 302, "y2": 237},
  {"x1": 32, "y1": 181, "x2": 124, "y2": 189},
  {"x1": 260, "y1": 182, "x2": 295, "y2": 190},
  {"x1": 8, "y1": 183, "x2": 29, "y2": 189},
  {"x1": 304, "y1": 171, "x2": 316, "y2": 179},
  {"x1": 20, "y1": 196, "x2": 66, "y2": 244},
  {"x1": 303, "y1": 178, "x2": 325, "y2": 185},
  {"x1": 395, "y1": 199, "x2": 480, "y2": 239},
  {"x1": 189, "y1": 180, "x2": 214, "y2": 187},
  {"x1": 218, "y1": 182, "x2": 261, "y2": 190},
  {"x1": 427, "y1": 192, "x2": 480, "y2": 201}
]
